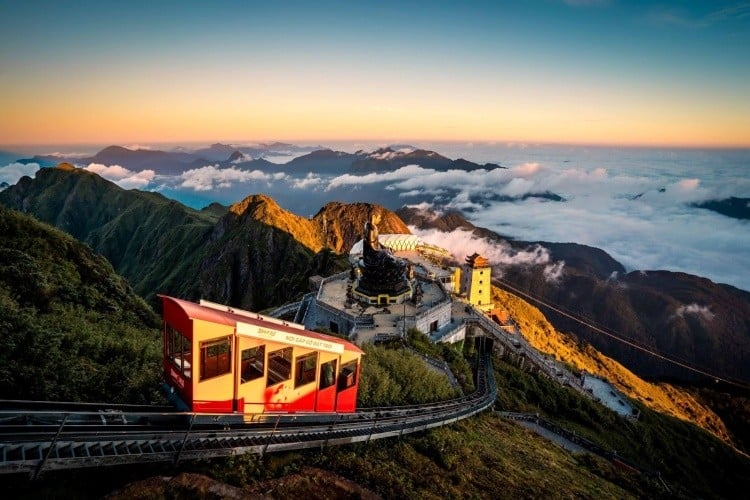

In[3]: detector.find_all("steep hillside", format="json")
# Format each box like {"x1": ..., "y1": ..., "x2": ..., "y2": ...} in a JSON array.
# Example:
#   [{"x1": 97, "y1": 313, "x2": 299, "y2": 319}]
[
  {"x1": 505, "y1": 267, "x2": 750, "y2": 382},
  {"x1": 231, "y1": 195, "x2": 409, "y2": 253},
  {"x1": 0, "y1": 207, "x2": 161, "y2": 403},
  {"x1": 490, "y1": 285, "x2": 732, "y2": 443},
  {"x1": 313, "y1": 200, "x2": 410, "y2": 253},
  {"x1": 197, "y1": 195, "x2": 410, "y2": 311},
  {"x1": 398, "y1": 206, "x2": 750, "y2": 384},
  {"x1": 0, "y1": 164, "x2": 223, "y2": 302},
  {"x1": 0, "y1": 168, "x2": 408, "y2": 312}
]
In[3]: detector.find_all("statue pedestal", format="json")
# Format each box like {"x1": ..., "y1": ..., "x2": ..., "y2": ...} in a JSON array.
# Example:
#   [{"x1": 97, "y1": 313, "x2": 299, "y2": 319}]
[
  {"x1": 354, "y1": 259, "x2": 411, "y2": 306},
  {"x1": 354, "y1": 210, "x2": 412, "y2": 306}
]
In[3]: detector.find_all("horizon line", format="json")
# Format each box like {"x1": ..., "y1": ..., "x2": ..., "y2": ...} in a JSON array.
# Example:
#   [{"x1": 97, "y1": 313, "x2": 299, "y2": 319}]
[{"x1": 3, "y1": 138, "x2": 750, "y2": 151}]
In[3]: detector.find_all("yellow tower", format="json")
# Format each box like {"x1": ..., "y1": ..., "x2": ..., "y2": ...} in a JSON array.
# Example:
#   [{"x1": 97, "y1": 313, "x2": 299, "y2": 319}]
[{"x1": 462, "y1": 253, "x2": 492, "y2": 312}]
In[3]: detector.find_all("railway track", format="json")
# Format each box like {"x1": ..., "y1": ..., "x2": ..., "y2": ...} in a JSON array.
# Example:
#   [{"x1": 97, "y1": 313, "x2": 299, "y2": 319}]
[{"x1": 0, "y1": 355, "x2": 496, "y2": 478}]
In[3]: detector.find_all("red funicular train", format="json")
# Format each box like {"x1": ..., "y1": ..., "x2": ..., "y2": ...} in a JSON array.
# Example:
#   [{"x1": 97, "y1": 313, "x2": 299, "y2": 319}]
[{"x1": 160, "y1": 295, "x2": 363, "y2": 414}]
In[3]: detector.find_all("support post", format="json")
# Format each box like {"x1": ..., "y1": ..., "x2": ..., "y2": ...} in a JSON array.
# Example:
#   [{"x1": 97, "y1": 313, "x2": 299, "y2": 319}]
[
  {"x1": 174, "y1": 413, "x2": 196, "y2": 465},
  {"x1": 32, "y1": 413, "x2": 68, "y2": 480}
]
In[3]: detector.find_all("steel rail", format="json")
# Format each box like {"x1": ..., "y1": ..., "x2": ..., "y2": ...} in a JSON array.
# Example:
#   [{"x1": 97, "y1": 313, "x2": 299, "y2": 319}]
[{"x1": 0, "y1": 356, "x2": 495, "y2": 476}]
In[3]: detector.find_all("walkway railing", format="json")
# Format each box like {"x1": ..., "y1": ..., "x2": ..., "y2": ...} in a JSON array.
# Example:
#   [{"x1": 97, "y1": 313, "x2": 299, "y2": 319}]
[{"x1": 0, "y1": 357, "x2": 495, "y2": 477}]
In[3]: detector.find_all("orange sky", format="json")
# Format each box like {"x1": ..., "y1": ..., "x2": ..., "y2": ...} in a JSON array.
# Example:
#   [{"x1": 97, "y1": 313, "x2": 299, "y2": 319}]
[{"x1": 2, "y1": 2, "x2": 749, "y2": 148}]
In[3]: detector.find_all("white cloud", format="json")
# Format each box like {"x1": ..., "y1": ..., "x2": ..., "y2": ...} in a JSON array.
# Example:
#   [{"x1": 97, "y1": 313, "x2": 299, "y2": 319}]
[
  {"x1": 321, "y1": 152, "x2": 749, "y2": 290},
  {"x1": 405, "y1": 201, "x2": 437, "y2": 214},
  {"x1": 292, "y1": 172, "x2": 323, "y2": 189},
  {"x1": 84, "y1": 163, "x2": 155, "y2": 189},
  {"x1": 178, "y1": 165, "x2": 283, "y2": 192},
  {"x1": 543, "y1": 261, "x2": 566, "y2": 284},
  {"x1": 230, "y1": 153, "x2": 254, "y2": 164},
  {"x1": 326, "y1": 164, "x2": 425, "y2": 190},
  {"x1": 399, "y1": 189, "x2": 423, "y2": 197},
  {"x1": 410, "y1": 226, "x2": 559, "y2": 275},
  {"x1": 0, "y1": 162, "x2": 40, "y2": 185},
  {"x1": 674, "y1": 303, "x2": 715, "y2": 321},
  {"x1": 43, "y1": 151, "x2": 89, "y2": 158},
  {"x1": 263, "y1": 154, "x2": 306, "y2": 164}
]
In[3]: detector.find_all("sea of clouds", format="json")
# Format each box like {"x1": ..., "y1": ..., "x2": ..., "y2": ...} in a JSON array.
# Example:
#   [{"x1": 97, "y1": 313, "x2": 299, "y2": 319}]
[{"x1": 1, "y1": 144, "x2": 748, "y2": 291}]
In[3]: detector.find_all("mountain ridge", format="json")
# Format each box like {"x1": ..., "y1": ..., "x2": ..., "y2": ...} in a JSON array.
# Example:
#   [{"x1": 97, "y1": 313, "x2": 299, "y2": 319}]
[
  {"x1": 0, "y1": 164, "x2": 409, "y2": 311},
  {"x1": 397, "y1": 206, "x2": 750, "y2": 385}
]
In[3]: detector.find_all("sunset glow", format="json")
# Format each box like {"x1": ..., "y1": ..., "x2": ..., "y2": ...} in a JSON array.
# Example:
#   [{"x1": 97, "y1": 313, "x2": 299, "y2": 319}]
[{"x1": 2, "y1": 1, "x2": 749, "y2": 147}]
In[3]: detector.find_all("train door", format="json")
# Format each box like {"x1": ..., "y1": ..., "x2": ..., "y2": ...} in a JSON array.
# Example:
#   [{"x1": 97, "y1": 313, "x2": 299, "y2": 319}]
[
  {"x1": 235, "y1": 337, "x2": 267, "y2": 414},
  {"x1": 264, "y1": 345, "x2": 294, "y2": 411},
  {"x1": 315, "y1": 353, "x2": 338, "y2": 412},
  {"x1": 335, "y1": 354, "x2": 360, "y2": 412}
]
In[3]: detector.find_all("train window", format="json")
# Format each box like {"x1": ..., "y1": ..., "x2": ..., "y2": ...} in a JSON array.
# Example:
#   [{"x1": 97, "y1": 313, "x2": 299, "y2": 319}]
[
  {"x1": 200, "y1": 336, "x2": 232, "y2": 381},
  {"x1": 241, "y1": 345, "x2": 265, "y2": 383},
  {"x1": 338, "y1": 360, "x2": 358, "y2": 391},
  {"x1": 295, "y1": 352, "x2": 318, "y2": 388},
  {"x1": 166, "y1": 323, "x2": 192, "y2": 379},
  {"x1": 267, "y1": 347, "x2": 292, "y2": 386},
  {"x1": 319, "y1": 359, "x2": 337, "y2": 390}
]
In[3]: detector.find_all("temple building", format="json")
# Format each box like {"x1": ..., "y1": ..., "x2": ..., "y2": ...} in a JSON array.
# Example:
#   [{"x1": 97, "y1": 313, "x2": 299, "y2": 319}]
[{"x1": 295, "y1": 209, "x2": 491, "y2": 346}]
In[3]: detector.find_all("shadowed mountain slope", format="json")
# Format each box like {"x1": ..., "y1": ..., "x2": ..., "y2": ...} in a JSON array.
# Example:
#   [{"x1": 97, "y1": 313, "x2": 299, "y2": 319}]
[
  {"x1": 0, "y1": 167, "x2": 408, "y2": 312},
  {"x1": 397, "y1": 206, "x2": 750, "y2": 384},
  {"x1": 0, "y1": 164, "x2": 223, "y2": 303},
  {"x1": 0, "y1": 207, "x2": 161, "y2": 403},
  {"x1": 196, "y1": 195, "x2": 409, "y2": 310}
]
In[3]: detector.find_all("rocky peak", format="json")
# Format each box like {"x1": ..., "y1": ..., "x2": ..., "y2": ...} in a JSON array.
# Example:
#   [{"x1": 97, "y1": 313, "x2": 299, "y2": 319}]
[
  {"x1": 55, "y1": 162, "x2": 77, "y2": 171},
  {"x1": 223, "y1": 195, "x2": 409, "y2": 254},
  {"x1": 227, "y1": 150, "x2": 245, "y2": 162},
  {"x1": 313, "y1": 201, "x2": 410, "y2": 253}
]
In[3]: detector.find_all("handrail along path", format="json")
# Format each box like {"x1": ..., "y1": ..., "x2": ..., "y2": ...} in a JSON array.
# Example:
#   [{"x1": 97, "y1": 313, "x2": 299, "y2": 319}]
[{"x1": 0, "y1": 355, "x2": 496, "y2": 478}]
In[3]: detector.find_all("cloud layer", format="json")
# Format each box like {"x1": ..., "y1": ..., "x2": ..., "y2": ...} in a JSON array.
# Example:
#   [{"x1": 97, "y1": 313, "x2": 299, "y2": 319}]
[
  {"x1": 178, "y1": 165, "x2": 286, "y2": 191},
  {"x1": 85, "y1": 163, "x2": 155, "y2": 189},
  {"x1": 411, "y1": 226, "x2": 565, "y2": 283},
  {"x1": 317, "y1": 148, "x2": 750, "y2": 291},
  {"x1": 0, "y1": 162, "x2": 40, "y2": 185}
]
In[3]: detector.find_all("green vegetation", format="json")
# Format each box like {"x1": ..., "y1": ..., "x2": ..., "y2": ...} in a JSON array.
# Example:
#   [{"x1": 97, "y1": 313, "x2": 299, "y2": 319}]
[
  {"x1": 197, "y1": 355, "x2": 750, "y2": 499},
  {"x1": 493, "y1": 358, "x2": 750, "y2": 499},
  {"x1": 1, "y1": 187, "x2": 748, "y2": 497},
  {"x1": 357, "y1": 343, "x2": 457, "y2": 406},
  {"x1": 0, "y1": 208, "x2": 163, "y2": 403},
  {"x1": 200, "y1": 413, "x2": 644, "y2": 499},
  {"x1": 0, "y1": 167, "x2": 220, "y2": 304},
  {"x1": 405, "y1": 327, "x2": 475, "y2": 393}
]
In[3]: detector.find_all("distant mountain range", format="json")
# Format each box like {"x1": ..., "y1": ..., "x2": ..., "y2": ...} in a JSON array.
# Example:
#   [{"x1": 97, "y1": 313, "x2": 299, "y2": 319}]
[
  {"x1": 5, "y1": 143, "x2": 746, "y2": 225},
  {"x1": 349, "y1": 146, "x2": 502, "y2": 173},
  {"x1": 15, "y1": 143, "x2": 506, "y2": 176},
  {"x1": 693, "y1": 197, "x2": 750, "y2": 220}
]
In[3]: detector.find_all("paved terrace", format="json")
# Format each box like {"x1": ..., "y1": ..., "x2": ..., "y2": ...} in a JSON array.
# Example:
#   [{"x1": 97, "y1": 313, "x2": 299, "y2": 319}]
[{"x1": 316, "y1": 262, "x2": 450, "y2": 345}]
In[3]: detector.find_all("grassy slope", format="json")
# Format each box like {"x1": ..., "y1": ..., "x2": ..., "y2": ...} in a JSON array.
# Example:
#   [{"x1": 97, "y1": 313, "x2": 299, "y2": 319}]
[
  {"x1": 0, "y1": 166, "x2": 221, "y2": 303},
  {"x1": 0, "y1": 207, "x2": 163, "y2": 403}
]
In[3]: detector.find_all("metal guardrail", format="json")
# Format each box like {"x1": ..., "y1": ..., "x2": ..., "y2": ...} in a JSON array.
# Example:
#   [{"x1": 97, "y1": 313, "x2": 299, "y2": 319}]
[
  {"x1": 405, "y1": 347, "x2": 463, "y2": 395},
  {"x1": 266, "y1": 301, "x2": 302, "y2": 319},
  {"x1": 464, "y1": 309, "x2": 589, "y2": 398},
  {"x1": 0, "y1": 356, "x2": 495, "y2": 477}
]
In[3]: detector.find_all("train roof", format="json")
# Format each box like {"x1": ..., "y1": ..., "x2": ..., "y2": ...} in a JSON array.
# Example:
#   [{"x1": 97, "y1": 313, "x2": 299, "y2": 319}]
[{"x1": 159, "y1": 295, "x2": 364, "y2": 354}]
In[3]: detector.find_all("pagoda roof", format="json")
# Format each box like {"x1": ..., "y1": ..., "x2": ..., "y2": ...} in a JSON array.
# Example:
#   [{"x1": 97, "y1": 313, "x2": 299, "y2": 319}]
[{"x1": 465, "y1": 253, "x2": 489, "y2": 268}]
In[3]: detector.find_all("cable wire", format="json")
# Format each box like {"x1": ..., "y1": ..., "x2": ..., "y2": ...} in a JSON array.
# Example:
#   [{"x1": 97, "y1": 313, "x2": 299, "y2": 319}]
[{"x1": 494, "y1": 278, "x2": 750, "y2": 390}]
